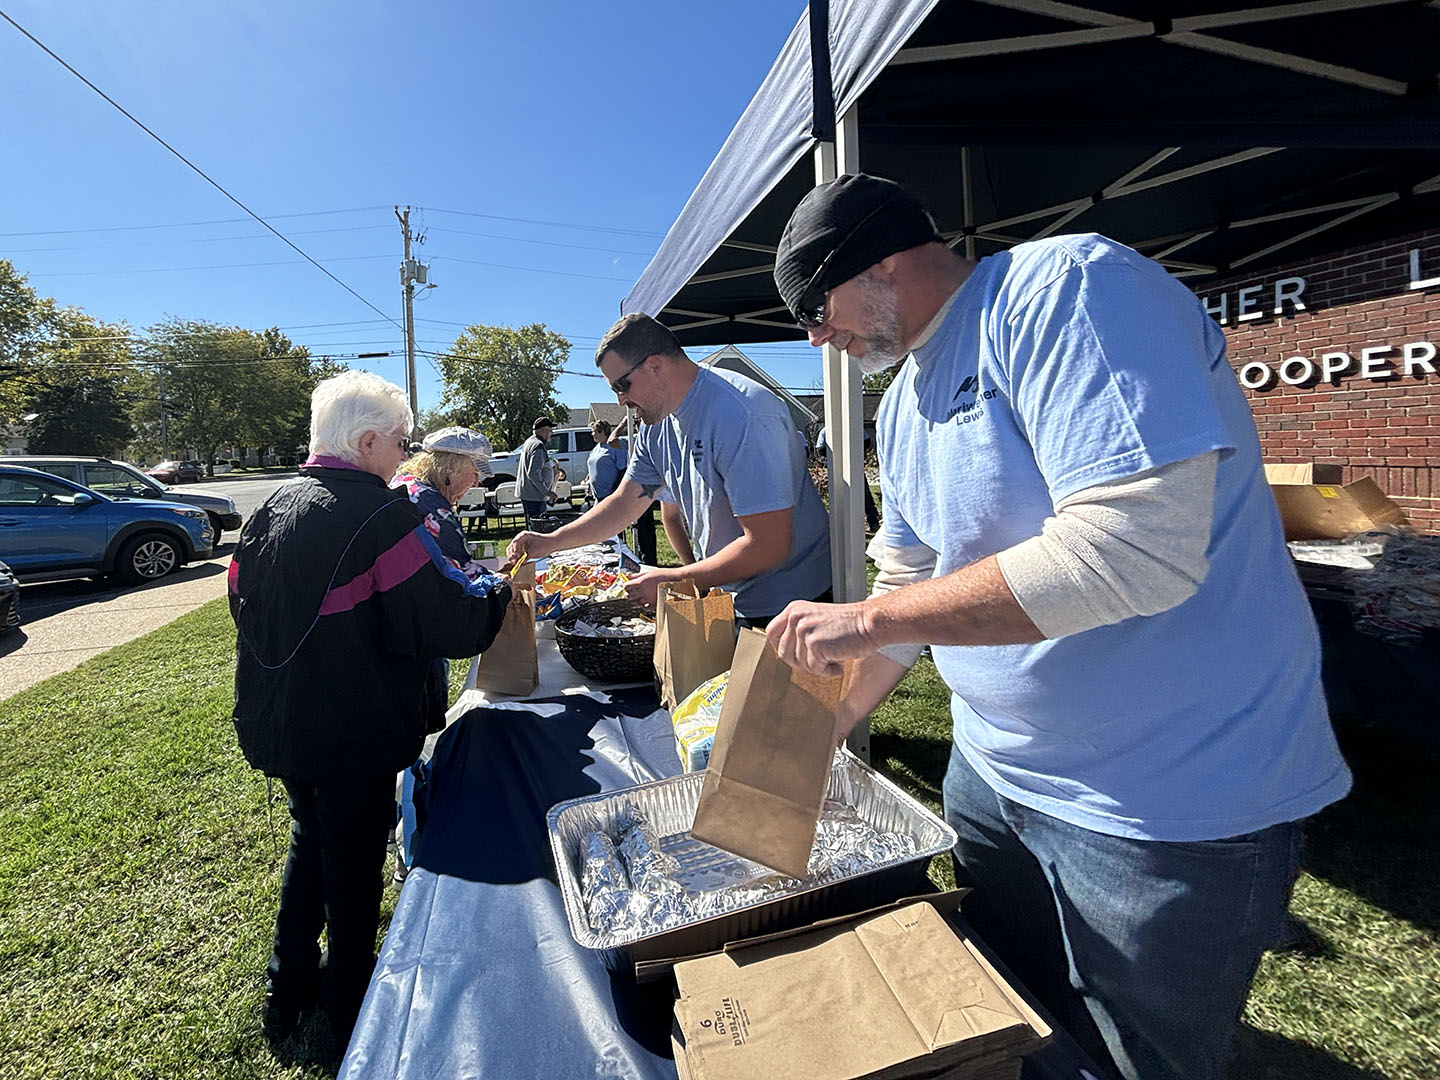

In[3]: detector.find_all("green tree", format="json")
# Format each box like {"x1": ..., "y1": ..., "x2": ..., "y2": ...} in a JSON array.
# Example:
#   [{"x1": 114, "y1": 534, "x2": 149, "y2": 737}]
[
  {"x1": 140, "y1": 319, "x2": 314, "y2": 469},
  {"x1": 0, "y1": 260, "x2": 58, "y2": 422},
  {"x1": 437, "y1": 323, "x2": 571, "y2": 451},
  {"x1": 26, "y1": 378, "x2": 133, "y2": 454}
]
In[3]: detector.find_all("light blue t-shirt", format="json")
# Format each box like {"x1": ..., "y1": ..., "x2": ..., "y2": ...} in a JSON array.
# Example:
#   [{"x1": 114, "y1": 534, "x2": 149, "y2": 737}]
[
  {"x1": 586, "y1": 442, "x2": 627, "y2": 502},
  {"x1": 878, "y1": 234, "x2": 1350, "y2": 842},
  {"x1": 626, "y1": 366, "x2": 831, "y2": 619}
]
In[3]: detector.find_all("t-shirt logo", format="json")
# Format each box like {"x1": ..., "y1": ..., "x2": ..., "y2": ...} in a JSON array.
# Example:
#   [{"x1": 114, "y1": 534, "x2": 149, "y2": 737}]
[
  {"x1": 945, "y1": 375, "x2": 1001, "y2": 423},
  {"x1": 693, "y1": 438, "x2": 705, "y2": 467}
]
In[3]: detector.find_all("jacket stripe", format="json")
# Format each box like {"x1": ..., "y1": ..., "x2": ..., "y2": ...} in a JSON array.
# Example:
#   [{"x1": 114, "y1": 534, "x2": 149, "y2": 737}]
[
  {"x1": 227, "y1": 556, "x2": 240, "y2": 594},
  {"x1": 319, "y1": 529, "x2": 431, "y2": 616}
]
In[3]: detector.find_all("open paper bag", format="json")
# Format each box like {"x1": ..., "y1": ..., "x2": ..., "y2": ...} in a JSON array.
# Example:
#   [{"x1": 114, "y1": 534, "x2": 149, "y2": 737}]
[
  {"x1": 654, "y1": 579, "x2": 736, "y2": 710},
  {"x1": 690, "y1": 628, "x2": 847, "y2": 878},
  {"x1": 470, "y1": 560, "x2": 539, "y2": 696}
]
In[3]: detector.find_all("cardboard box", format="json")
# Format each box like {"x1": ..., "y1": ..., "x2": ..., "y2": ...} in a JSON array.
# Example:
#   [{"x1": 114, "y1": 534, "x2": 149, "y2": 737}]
[
  {"x1": 671, "y1": 899, "x2": 1051, "y2": 1080},
  {"x1": 1269, "y1": 477, "x2": 1409, "y2": 541},
  {"x1": 1264, "y1": 462, "x2": 1344, "y2": 485}
]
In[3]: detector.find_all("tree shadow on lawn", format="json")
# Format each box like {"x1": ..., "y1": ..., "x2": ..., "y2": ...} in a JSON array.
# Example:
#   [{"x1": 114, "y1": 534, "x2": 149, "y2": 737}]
[{"x1": 1300, "y1": 719, "x2": 1440, "y2": 938}]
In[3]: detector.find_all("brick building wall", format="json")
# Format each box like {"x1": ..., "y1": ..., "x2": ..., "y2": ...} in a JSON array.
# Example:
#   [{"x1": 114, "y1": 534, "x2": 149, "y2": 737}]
[{"x1": 1198, "y1": 228, "x2": 1440, "y2": 533}]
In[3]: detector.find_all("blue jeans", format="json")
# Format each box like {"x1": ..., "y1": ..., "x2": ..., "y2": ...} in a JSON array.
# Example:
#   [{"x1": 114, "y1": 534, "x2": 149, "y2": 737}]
[
  {"x1": 522, "y1": 498, "x2": 549, "y2": 530},
  {"x1": 943, "y1": 743, "x2": 1299, "y2": 1080}
]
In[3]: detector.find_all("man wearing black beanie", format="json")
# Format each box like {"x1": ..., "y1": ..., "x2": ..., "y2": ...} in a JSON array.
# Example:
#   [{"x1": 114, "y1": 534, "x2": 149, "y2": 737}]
[{"x1": 765, "y1": 174, "x2": 1350, "y2": 1080}]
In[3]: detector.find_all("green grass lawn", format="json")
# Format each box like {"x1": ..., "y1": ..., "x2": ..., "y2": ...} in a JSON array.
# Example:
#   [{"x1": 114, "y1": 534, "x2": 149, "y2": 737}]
[{"x1": 2, "y1": 524, "x2": 1437, "y2": 1078}]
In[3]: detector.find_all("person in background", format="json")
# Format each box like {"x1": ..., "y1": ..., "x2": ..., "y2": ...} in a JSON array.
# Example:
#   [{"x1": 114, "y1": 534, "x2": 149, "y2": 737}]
[
  {"x1": 229, "y1": 372, "x2": 512, "y2": 1053},
  {"x1": 507, "y1": 313, "x2": 831, "y2": 628},
  {"x1": 765, "y1": 174, "x2": 1351, "y2": 1080},
  {"x1": 816, "y1": 424, "x2": 880, "y2": 533},
  {"x1": 517, "y1": 416, "x2": 555, "y2": 529},
  {"x1": 585, "y1": 418, "x2": 627, "y2": 505}
]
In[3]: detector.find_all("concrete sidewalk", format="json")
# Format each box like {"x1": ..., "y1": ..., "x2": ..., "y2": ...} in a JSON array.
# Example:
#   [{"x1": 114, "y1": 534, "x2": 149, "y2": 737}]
[{"x1": 0, "y1": 561, "x2": 230, "y2": 702}]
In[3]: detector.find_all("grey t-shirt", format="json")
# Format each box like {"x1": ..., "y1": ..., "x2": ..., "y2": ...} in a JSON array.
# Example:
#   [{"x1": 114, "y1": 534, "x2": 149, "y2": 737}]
[
  {"x1": 625, "y1": 366, "x2": 831, "y2": 618},
  {"x1": 517, "y1": 435, "x2": 553, "y2": 501}
]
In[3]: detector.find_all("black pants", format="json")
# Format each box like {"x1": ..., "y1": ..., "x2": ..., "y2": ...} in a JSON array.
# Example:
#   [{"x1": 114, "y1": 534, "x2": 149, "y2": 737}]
[
  {"x1": 735, "y1": 588, "x2": 833, "y2": 630},
  {"x1": 268, "y1": 773, "x2": 395, "y2": 1045}
]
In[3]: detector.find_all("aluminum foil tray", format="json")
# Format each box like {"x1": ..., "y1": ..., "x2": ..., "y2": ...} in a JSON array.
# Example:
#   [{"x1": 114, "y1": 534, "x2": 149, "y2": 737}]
[{"x1": 547, "y1": 750, "x2": 957, "y2": 974}]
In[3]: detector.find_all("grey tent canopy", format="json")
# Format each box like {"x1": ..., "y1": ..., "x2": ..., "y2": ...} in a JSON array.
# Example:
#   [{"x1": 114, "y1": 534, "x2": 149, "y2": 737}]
[{"x1": 623, "y1": 0, "x2": 1440, "y2": 345}]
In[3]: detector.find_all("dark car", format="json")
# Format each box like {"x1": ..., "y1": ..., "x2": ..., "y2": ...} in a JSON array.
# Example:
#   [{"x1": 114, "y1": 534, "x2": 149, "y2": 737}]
[
  {"x1": 146, "y1": 460, "x2": 204, "y2": 484},
  {"x1": 16, "y1": 456, "x2": 242, "y2": 538},
  {"x1": 0, "y1": 559, "x2": 19, "y2": 634},
  {"x1": 0, "y1": 464, "x2": 213, "y2": 585}
]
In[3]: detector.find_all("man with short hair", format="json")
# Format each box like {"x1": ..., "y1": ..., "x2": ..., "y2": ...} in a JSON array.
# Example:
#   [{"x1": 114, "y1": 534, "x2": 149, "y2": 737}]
[
  {"x1": 507, "y1": 313, "x2": 830, "y2": 627},
  {"x1": 765, "y1": 174, "x2": 1352, "y2": 1080},
  {"x1": 516, "y1": 416, "x2": 555, "y2": 530}
]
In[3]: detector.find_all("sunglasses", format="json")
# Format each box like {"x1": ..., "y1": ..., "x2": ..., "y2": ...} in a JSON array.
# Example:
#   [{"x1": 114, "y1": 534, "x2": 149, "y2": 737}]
[
  {"x1": 791, "y1": 195, "x2": 900, "y2": 329},
  {"x1": 609, "y1": 353, "x2": 650, "y2": 395}
]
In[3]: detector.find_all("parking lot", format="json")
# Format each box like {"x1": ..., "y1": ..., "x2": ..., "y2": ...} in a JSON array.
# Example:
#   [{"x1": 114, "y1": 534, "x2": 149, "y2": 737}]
[{"x1": 0, "y1": 471, "x2": 295, "y2": 701}]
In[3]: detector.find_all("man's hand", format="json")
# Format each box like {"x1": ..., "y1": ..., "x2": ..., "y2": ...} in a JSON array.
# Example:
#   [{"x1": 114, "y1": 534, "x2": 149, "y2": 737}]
[
  {"x1": 506, "y1": 531, "x2": 558, "y2": 564},
  {"x1": 623, "y1": 565, "x2": 677, "y2": 608},
  {"x1": 766, "y1": 599, "x2": 877, "y2": 678}
]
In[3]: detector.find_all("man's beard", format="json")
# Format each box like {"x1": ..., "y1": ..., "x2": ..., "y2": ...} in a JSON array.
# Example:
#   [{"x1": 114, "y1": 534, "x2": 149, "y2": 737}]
[{"x1": 851, "y1": 272, "x2": 909, "y2": 374}]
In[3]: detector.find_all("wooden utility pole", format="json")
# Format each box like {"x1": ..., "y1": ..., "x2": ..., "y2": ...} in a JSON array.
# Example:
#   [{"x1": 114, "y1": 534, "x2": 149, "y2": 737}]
[{"x1": 395, "y1": 205, "x2": 418, "y2": 427}]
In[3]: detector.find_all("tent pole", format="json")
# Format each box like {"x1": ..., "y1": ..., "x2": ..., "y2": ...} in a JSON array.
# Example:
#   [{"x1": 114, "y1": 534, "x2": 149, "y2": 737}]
[{"x1": 817, "y1": 103, "x2": 869, "y2": 762}]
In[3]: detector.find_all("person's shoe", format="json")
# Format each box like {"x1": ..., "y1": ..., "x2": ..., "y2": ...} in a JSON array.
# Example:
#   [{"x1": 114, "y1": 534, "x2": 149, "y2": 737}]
[
  {"x1": 261, "y1": 993, "x2": 303, "y2": 1047},
  {"x1": 392, "y1": 851, "x2": 409, "y2": 887}
]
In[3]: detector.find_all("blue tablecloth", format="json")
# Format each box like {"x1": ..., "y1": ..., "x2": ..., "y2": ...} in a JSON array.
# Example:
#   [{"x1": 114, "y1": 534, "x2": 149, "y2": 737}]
[{"x1": 340, "y1": 686, "x2": 1103, "y2": 1080}]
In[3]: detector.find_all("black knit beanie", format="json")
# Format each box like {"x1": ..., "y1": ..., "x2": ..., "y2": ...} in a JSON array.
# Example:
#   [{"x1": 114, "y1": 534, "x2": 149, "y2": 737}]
[{"x1": 773, "y1": 174, "x2": 941, "y2": 319}]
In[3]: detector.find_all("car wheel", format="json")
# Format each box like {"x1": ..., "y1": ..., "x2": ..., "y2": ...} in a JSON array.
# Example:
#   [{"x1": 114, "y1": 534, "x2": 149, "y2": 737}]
[{"x1": 116, "y1": 533, "x2": 181, "y2": 584}]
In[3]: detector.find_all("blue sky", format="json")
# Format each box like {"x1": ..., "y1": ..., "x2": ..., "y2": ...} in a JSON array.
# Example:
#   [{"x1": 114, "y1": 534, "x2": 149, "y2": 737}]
[{"x1": 0, "y1": 0, "x2": 826, "y2": 426}]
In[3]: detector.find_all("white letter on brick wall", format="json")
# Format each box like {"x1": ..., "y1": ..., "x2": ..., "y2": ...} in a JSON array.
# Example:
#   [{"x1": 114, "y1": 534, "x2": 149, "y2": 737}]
[
  {"x1": 1238, "y1": 362, "x2": 1275, "y2": 390},
  {"x1": 1237, "y1": 285, "x2": 1264, "y2": 322},
  {"x1": 1409, "y1": 251, "x2": 1440, "y2": 291},
  {"x1": 1203, "y1": 294, "x2": 1228, "y2": 324},
  {"x1": 1402, "y1": 341, "x2": 1437, "y2": 375},
  {"x1": 1279, "y1": 357, "x2": 1315, "y2": 385},
  {"x1": 1273, "y1": 277, "x2": 1306, "y2": 315},
  {"x1": 1320, "y1": 352, "x2": 1353, "y2": 382},
  {"x1": 1360, "y1": 346, "x2": 1395, "y2": 380}
]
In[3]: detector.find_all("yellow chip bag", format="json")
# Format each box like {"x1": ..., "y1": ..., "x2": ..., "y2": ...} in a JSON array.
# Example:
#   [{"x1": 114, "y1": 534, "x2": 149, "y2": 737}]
[{"x1": 671, "y1": 671, "x2": 729, "y2": 772}]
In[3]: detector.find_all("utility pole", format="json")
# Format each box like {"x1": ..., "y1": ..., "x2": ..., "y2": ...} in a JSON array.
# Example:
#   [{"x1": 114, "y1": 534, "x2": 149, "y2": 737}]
[
  {"x1": 158, "y1": 366, "x2": 169, "y2": 461},
  {"x1": 395, "y1": 205, "x2": 419, "y2": 428}
]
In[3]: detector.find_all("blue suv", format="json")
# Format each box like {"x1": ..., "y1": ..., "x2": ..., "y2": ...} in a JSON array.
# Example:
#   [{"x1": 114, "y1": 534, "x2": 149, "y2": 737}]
[{"x1": 0, "y1": 464, "x2": 214, "y2": 585}]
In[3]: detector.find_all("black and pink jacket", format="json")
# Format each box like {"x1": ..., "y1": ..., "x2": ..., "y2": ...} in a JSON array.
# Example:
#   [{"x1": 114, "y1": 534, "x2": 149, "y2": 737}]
[{"x1": 228, "y1": 458, "x2": 511, "y2": 783}]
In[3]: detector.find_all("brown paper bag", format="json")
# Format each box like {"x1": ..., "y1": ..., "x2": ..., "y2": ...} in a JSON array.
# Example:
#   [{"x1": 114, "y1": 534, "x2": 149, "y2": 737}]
[
  {"x1": 690, "y1": 628, "x2": 845, "y2": 878},
  {"x1": 654, "y1": 579, "x2": 736, "y2": 710},
  {"x1": 471, "y1": 561, "x2": 539, "y2": 696}
]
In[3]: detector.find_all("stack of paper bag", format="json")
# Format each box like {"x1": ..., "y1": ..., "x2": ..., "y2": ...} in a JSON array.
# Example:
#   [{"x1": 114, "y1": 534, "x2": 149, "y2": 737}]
[{"x1": 672, "y1": 900, "x2": 1050, "y2": 1080}]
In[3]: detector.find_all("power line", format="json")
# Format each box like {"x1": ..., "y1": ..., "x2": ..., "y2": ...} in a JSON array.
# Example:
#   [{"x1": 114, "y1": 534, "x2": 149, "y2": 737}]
[
  {"x1": 425, "y1": 225, "x2": 655, "y2": 258},
  {"x1": 431, "y1": 255, "x2": 634, "y2": 283},
  {"x1": 0, "y1": 7, "x2": 402, "y2": 334},
  {"x1": 0, "y1": 206, "x2": 392, "y2": 239},
  {"x1": 420, "y1": 206, "x2": 664, "y2": 240},
  {"x1": 5, "y1": 223, "x2": 393, "y2": 254},
  {"x1": 23, "y1": 254, "x2": 392, "y2": 277}
]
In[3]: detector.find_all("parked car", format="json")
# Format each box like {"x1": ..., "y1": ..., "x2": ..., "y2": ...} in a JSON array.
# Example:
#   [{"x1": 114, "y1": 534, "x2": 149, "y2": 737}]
[
  {"x1": 15, "y1": 456, "x2": 242, "y2": 538},
  {"x1": 146, "y1": 460, "x2": 204, "y2": 484},
  {"x1": 0, "y1": 464, "x2": 213, "y2": 585},
  {"x1": 0, "y1": 559, "x2": 19, "y2": 634}
]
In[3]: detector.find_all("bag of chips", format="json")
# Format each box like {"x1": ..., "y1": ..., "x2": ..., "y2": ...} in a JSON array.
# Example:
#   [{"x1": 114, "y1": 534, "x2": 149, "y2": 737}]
[{"x1": 671, "y1": 671, "x2": 729, "y2": 772}]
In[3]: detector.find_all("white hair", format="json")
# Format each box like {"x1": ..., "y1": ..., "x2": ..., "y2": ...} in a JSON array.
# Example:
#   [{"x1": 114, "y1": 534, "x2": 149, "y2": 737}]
[{"x1": 309, "y1": 371, "x2": 413, "y2": 463}]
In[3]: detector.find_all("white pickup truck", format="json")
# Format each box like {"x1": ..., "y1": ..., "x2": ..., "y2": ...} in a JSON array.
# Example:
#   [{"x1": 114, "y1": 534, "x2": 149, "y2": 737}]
[{"x1": 484, "y1": 425, "x2": 597, "y2": 489}]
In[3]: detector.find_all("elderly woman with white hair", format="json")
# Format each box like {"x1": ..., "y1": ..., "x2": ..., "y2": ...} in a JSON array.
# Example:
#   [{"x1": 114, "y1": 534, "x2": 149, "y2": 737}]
[{"x1": 228, "y1": 371, "x2": 511, "y2": 1052}]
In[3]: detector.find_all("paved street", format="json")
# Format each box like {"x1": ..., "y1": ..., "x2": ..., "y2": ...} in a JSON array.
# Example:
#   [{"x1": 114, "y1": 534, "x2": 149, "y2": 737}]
[{"x1": 0, "y1": 472, "x2": 296, "y2": 701}]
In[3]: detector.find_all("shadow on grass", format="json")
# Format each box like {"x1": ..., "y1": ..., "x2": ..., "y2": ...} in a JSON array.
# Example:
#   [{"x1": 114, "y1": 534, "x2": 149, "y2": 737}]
[
  {"x1": 1300, "y1": 719, "x2": 1440, "y2": 938},
  {"x1": 1232, "y1": 1023, "x2": 1391, "y2": 1080}
]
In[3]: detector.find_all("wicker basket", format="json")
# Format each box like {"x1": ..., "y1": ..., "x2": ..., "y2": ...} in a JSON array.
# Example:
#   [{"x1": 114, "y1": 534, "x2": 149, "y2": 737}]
[
  {"x1": 530, "y1": 509, "x2": 581, "y2": 535},
  {"x1": 554, "y1": 598, "x2": 656, "y2": 683}
]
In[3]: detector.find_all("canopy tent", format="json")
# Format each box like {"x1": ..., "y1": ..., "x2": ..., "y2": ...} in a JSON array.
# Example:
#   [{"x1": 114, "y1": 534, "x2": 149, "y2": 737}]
[{"x1": 620, "y1": 0, "x2": 1440, "y2": 756}]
